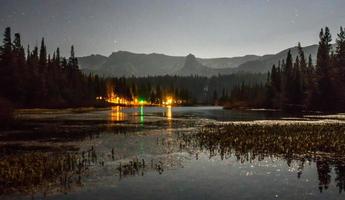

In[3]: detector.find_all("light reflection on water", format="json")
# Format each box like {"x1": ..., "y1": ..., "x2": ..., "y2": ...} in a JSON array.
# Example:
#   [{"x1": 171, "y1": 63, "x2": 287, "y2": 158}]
[
  {"x1": 105, "y1": 106, "x2": 299, "y2": 124},
  {"x1": 43, "y1": 124, "x2": 345, "y2": 200},
  {"x1": 110, "y1": 106, "x2": 126, "y2": 122},
  {"x1": 140, "y1": 105, "x2": 144, "y2": 124},
  {"x1": 109, "y1": 105, "x2": 174, "y2": 124},
  {"x1": 166, "y1": 106, "x2": 172, "y2": 120},
  {"x1": 3, "y1": 107, "x2": 345, "y2": 200}
]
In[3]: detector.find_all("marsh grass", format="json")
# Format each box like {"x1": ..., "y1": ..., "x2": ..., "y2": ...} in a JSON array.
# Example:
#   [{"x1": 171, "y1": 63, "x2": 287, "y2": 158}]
[
  {"x1": 178, "y1": 122, "x2": 345, "y2": 193},
  {"x1": 0, "y1": 146, "x2": 103, "y2": 196},
  {"x1": 116, "y1": 158, "x2": 168, "y2": 180},
  {"x1": 4, "y1": 114, "x2": 345, "y2": 196},
  {"x1": 180, "y1": 123, "x2": 345, "y2": 160}
]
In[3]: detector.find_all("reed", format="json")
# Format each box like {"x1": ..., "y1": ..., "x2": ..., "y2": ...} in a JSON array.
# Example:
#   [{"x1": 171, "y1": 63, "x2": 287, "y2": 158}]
[{"x1": 0, "y1": 146, "x2": 100, "y2": 195}]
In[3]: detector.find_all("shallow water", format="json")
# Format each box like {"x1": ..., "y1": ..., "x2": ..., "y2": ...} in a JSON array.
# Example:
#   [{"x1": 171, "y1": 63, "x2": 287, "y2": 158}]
[{"x1": 1, "y1": 106, "x2": 345, "y2": 199}]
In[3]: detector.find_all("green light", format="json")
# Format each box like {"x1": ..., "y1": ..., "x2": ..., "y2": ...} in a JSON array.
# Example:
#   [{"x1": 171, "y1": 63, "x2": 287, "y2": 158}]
[
  {"x1": 140, "y1": 105, "x2": 144, "y2": 124},
  {"x1": 138, "y1": 97, "x2": 145, "y2": 104}
]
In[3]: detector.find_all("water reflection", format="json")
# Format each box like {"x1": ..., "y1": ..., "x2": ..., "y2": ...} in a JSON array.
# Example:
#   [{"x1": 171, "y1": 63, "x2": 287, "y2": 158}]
[
  {"x1": 109, "y1": 105, "x2": 174, "y2": 125},
  {"x1": 139, "y1": 106, "x2": 144, "y2": 124},
  {"x1": 165, "y1": 106, "x2": 173, "y2": 131},
  {"x1": 3, "y1": 121, "x2": 345, "y2": 199},
  {"x1": 5, "y1": 108, "x2": 345, "y2": 199},
  {"x1": 179, "y1": 123, "x2": 345, "y2": 194},
  {"x1": 110, "y1": 106, "x2": 125, "y2": 122},
  {"x1": 166, "y1": 106, "x2": 172, "y2": 120}
]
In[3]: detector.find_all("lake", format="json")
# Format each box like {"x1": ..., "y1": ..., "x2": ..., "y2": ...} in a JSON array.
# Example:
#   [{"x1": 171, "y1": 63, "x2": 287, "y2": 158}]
[{"x1": 1, "y1": 106, "x2": 345, "y2": 200}]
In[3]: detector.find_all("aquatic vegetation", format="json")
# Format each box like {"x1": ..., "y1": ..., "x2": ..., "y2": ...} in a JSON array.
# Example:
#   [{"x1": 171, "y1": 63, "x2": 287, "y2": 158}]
[
  {"x1": 0, "y1": 152, "x2": 78, "y2": 195},
  {"x1": 116, "y1": 158, "x2": 169, "y2": 179},
  {"x1": 0, "y1": 146, "x2": 102, "y2": 196},
  {"x1": 4, "y1": 107, "x2": 345, "y2": 198},
  {"x1": 179, "y1": 122, "x2": 345, "y2": 193},
  {"x1": 117, "y1": 158, "x2": 146, "y2": 178},
  {"x1": 198, "y1": 123, "x2": 345, "y2": 158}
]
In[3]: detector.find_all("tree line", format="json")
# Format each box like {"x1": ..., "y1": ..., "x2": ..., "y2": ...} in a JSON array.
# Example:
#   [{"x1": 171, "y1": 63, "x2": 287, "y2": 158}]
[
  {"x1": 112, "y1": 73, "x2": 266, "y2": 105},
  {"x1": 0, "y1": 27, "x2": 108, "y2": 108},
  {"x1": 0, "y1": 24, "x2": 267, "y2": 109},
  {"x1": 226, "y1": 26, "x2": 345, "y2": 112},
  {"x1": 0, "y1": 26, "x2": 267, "y2": 109}
]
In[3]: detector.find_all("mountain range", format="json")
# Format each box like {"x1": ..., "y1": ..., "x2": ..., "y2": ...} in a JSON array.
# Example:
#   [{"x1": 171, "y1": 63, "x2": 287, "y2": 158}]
[{"x1": 78, "y1": 44, "x2": 334, "y2": 77}]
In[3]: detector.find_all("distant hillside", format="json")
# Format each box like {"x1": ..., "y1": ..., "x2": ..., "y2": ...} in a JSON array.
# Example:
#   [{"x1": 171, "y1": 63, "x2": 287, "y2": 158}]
[
  {"x1": 80, "y1": 51, "x2": 184, "y2": 77},
  {"x1": 78, "y1": 44, "x2": 334, "y2": 77},
  {"x1": 177, "y1": 54, "x2": 215, "y2": 76},
  {"x1": 234, "y1": 44, "x2": 336, "y2": 73},
  {"x1": 198, "y1": 55, "x2": 260, "y2": 69},
  {"x1": 78, "y1": 54, "x2": 108, "y2": 71}
]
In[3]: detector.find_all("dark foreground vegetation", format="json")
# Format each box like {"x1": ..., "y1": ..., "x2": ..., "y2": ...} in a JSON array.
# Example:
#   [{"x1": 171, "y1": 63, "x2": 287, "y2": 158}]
[
  {"x1": 0, "y1": 116, "x2": 189, "y2": 196},
  {"x1": 0, "y1": 118, "x2": 142, "y2": 196},
  {"x1": 0, "y1": 97, "x2": 13, "y2": 123},
  {"x1": 225, "y1": 26, "x2": 345, "y2": 112}
]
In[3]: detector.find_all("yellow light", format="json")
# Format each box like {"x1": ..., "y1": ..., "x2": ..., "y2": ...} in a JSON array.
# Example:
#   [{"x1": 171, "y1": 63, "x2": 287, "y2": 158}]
[
  {"x1": 166, "y1": 105, "x2": 172, "y2": 120},
  {"x1": 110, "y1": 106, "x2": 125, "y2": 121},
  {"x1": 165, "y1": 97, "x2": 173, "y2": 106}
]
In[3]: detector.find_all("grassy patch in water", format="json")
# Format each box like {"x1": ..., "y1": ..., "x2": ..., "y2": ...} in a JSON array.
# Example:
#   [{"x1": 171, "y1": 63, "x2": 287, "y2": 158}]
[
  {"x1": 182, "y1": 123, "x2": 345, "y2": 160},
  {"x1": 0, "y1": 146, "x2": 103, "y2": 196},
  {"x1": 178, "y1": 123, "x2": 345, "y2": 193}
]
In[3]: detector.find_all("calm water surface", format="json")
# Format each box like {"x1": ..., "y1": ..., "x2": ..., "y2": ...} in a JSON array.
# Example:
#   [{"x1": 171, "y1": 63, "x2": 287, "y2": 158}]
[{"x1": 1, "y1": 106, "x2": 344, "y2": 200}]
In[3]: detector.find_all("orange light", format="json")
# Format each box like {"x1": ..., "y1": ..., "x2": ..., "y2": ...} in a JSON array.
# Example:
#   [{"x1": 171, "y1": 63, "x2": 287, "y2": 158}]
[
  {"x1": 110, "y1": 106, "x2": 125, "y2": 121},
  {"x1": 164, "y1": 96, "x2": 173, "y2": 106},
  {"x1": 166, "y1": 105, "x2": 172, "y2": 120}
]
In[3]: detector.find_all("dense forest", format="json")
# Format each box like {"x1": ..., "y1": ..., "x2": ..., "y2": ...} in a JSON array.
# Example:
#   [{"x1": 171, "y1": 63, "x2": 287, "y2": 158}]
[
  {"x1": 114, "y1": 73, "x2": 266, "y2": 105},
  {"x1": 226, "y1": 26, "x2": 345, "y2": 112},
  {"x1": 0, "y1": 26, "x2": 266, "y2": 112},
  {"x1": 0, "y1": 27, "x2": 109, "y2": 110},
  {"x1": 2, "y1": 26, "x2": 344, "y2": 113}
]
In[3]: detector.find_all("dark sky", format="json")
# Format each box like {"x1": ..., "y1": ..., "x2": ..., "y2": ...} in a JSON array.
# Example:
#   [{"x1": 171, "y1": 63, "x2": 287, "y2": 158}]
[{"x1": 0, "y1": 0, "x2": 344, "y2": 58}]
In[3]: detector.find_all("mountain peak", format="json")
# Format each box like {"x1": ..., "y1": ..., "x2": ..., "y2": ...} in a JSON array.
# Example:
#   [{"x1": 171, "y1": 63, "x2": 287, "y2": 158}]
[
  {"x1": 176, "y1": 54, "x2": 215, "y2": 76},
  {"x1": 78, "y1": 44, "x2": 324, "y2": 77},
  {"x1": 185, "y1": 54, "x2": 197, "y2": 63}
]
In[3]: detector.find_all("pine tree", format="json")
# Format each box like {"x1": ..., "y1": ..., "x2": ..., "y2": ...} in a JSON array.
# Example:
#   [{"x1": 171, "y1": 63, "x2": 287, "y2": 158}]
[
  {"x1": 313, "y1": 27, "x2": 334, "y2": 110},
  {"x1": 69, "y1": 45, "x2": 78, "y2": 69},
  {"x1": 335, "y1": 27, "x2": 345, "y2": 109},
  {"x1": 292, "y1": 56, "x2": 302, "y2": 106},
  {"x1": 270, "y1": 64, "x2": 281, "y2": 107},
  {"x1": 298, "y1": 43, "x2": 307, "y2": 101},
  {"x1": 265, "y1": 71, "x2": 274, "y2": 107},
  {"x1": 13, "y1": 33, "x2": 27, "y2": 102},
  {"x1": 39, "y1": 38, "x2": 47, "y2": 69},
  {"x1": 38, "y1": 38, "x2": 48, "y2": 102},
  {"x1": 282, "y1": 50, "x2": 294, "y2": 108},
  {"x1": 0, "y1": 27, "x2": 12, "y2": 62},
  {"x1": 0, "y1": 27, "x2": 13, "y2": 99},
  {"x1": 304, "y1": 54, "x2": 315, "y2": 108},
  {"x1": 55, "y1": 47, "x2": 60, "y2": 65}
]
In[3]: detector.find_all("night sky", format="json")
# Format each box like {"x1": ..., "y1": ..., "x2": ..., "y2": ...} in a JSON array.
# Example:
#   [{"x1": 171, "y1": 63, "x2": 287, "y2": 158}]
[{"x1": 0, "y1": 0, "x2": 344, "y2": 58}]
